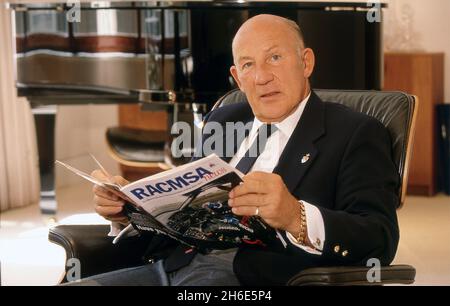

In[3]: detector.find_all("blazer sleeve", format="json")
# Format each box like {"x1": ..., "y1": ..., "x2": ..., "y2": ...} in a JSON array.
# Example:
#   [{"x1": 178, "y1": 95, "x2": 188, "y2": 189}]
[{"x1": 316, "y1": 117, "x2": 400, "y2": 266}]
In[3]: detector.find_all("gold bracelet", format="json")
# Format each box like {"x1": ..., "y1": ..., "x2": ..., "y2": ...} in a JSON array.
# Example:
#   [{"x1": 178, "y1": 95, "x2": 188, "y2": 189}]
[{"x1": 297, "y1": 201, "x2": 307, "y2": 245}]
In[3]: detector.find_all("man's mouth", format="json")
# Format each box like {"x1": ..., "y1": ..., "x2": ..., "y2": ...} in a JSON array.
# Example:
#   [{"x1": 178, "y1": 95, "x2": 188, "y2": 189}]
[{"x1": 260, "y1": 91, "x2": 281, "y2": 98}]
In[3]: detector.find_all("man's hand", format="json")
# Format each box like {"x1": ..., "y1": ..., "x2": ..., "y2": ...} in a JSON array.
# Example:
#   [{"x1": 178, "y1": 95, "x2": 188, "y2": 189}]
[
  {"x1": 228, "y1": 171, "x2": 302, "y2": 237},
  {"x1": 91, "y1": 170, "x2": 130, "y2": 225}
]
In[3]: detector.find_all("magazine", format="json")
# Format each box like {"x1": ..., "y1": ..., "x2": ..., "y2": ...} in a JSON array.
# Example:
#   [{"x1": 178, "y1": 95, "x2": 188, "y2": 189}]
[{"x1": 56, "y1": 154, "x2": 282, "y2": 251}]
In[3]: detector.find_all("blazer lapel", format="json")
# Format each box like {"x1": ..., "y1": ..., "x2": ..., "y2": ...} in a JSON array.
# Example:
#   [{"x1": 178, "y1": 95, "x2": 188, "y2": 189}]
[{"x1": 273, "y1": 91, "x2": 326, "y2": 193}]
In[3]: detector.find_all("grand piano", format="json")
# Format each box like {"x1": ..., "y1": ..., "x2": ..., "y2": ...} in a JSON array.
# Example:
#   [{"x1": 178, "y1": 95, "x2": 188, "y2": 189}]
[{"x1": 9, "y1": 0, "x2": 385, "y2": 213}]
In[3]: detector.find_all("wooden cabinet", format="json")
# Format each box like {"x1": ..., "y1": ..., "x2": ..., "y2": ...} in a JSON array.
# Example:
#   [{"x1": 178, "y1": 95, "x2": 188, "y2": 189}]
[{"x1": 384, "y1": 53, "x2": 444, "y2": 196}]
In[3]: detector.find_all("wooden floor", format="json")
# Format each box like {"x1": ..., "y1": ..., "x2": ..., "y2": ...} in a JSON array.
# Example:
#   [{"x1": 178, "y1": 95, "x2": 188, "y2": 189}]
[
  {"x1": 0, "y1": 181, "x2": 449, "y2": 285},
  {"x1": 394, "y1": 194, "x2": 450, "y2": 285}
]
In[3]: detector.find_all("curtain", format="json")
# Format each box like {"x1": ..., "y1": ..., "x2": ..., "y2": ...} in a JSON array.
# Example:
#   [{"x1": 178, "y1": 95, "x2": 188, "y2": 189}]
[{"x1": 0, "y1": 2, "x2": 40, "y2": 212}]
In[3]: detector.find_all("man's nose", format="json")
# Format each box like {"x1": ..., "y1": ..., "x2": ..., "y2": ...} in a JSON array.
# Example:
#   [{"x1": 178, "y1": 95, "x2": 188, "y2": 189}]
[{"x1": 254, "y1": 64, "x2": 274, "y2": 85}]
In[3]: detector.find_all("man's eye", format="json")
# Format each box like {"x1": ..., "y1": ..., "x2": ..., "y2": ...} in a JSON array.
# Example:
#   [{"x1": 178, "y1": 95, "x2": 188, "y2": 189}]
[
  {"x1": 242, "y1": 62, "x2": 252, "y2": 69},
  {"x1": 271, "y1": 54, "x2": 281, "y2": 61}
]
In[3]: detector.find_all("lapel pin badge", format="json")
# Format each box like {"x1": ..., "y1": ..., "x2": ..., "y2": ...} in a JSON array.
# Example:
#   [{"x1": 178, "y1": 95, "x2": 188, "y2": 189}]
[{"x1": 301, "y1": 153, "x2": 310, "y2": 164}]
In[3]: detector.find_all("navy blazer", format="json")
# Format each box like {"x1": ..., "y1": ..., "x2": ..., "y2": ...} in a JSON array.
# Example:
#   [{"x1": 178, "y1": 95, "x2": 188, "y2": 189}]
[{"x1": 199, "y1": 91, "x2": 400, "y2": 285}]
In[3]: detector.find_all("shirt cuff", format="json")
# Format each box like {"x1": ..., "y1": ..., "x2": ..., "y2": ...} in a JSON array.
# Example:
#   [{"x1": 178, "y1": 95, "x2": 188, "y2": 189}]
[{"x1": 285, "y1": 200, "x2": 325, "y2": 255}]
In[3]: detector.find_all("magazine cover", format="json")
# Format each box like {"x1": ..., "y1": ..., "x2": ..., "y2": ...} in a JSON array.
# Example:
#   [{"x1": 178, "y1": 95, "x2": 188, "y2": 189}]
[{"x1": 57, "y1": 154, "x2": 281, "y2": 250}]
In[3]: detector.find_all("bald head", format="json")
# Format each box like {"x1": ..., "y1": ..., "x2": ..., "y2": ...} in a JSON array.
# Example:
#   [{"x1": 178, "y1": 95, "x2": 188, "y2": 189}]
[
  {"x1": 232, "y1": 14, "x2": 305, "y2": 63},
  {"x1": 229, "y1": 13, "x2": 315, "y2": 123}
]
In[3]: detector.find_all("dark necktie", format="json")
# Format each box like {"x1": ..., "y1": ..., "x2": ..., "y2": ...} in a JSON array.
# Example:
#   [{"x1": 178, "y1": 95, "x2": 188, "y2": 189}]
[{"x1": 235, "y1": 124, "x2": 278, "y2": 174}]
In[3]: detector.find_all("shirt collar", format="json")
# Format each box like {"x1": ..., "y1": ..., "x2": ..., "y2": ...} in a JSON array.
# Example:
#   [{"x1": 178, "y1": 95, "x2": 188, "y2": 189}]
[{"x1": 251, "y1": 92, "x2": 311, "y2": 138}]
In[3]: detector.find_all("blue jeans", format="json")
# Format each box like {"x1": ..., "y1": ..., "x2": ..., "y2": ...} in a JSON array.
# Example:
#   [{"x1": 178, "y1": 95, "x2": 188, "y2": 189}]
[{"x1": 64, "y1": 248, "x2": 239, "y2": 286}]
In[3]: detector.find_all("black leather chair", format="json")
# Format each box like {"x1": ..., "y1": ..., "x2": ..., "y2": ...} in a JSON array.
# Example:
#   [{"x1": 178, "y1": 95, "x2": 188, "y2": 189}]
[
  {"x1": 105, "y1": 127, "x2": 169, "y2": 167},
  {"x1": 49, "y1": 89, "x2": 418, "y2": 285}
]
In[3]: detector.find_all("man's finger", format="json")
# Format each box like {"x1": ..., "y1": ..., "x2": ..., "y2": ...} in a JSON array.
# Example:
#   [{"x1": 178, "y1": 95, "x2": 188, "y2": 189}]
[
  {"x1": 113, "y1": 175, "x2": 129, "y2": 186},
  {"x1": 245, "y1": 172, "x2": 284, "y2": 187},
  {"x1": 95, "y1": 205, "x2": 123, "y2": 217},
  {"x1": 244, "y1": 171, "x2": 275, "y2": 181},
  {"x1": 228, "y1": 193, "x2": 267, "y2": 208},
  {"x1": 106, "y1": 215, "x2": 128, "y2": 222},
  {"x1": 94, "y1": 195, "x2": 124, "y2": 207},
  {"x1": 231, "y1": 205, "x2": 261, "y2": 217},
  {"x1": 230, "y1": 178, "x2": 266, "y2": 198},
  {"x1": 93, "y1": 185, "x2": 119, "y2": 201}
]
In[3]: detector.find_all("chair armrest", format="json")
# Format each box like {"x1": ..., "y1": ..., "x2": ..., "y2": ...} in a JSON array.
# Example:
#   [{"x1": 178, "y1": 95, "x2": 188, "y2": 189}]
[
  {"x1": 287, "y1": 265, "x2": 416, "y2": 286},
  {"x1": 48, "y1": 225, "x2": 151, "y2": 282}
]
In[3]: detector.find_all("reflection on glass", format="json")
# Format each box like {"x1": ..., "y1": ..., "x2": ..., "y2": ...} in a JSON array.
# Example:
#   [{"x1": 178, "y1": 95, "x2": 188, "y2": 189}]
[
  {"x1": 143, "y1": 9, "x2": 191, "y2": 91},
  {"x1": 27, "y1": 10, "x2": 67, "y2": 36}
]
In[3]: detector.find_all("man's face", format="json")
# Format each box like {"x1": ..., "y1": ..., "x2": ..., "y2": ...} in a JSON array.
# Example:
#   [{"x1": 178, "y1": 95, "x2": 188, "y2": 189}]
[{"x1": 230, "y1": 18, "x2": 314, "y2": 123}]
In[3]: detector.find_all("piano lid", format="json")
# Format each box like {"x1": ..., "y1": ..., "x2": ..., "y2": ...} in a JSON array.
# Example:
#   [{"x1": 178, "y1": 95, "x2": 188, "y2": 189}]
[
  {"x1": 8, "y1": 1, "x2": 387, "y2": 9},
  {"x1": 11, "y1": 1, "x2": 386, "y2": 107}
]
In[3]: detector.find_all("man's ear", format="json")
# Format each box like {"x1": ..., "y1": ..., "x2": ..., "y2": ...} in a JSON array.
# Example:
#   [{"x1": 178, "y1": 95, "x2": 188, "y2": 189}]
[
  {"x1": 303, "y1": 48, "x2": 315, "y2": 79},
  {"x1": 230, "y1": 66, "x2": 243, "y2": 90}
]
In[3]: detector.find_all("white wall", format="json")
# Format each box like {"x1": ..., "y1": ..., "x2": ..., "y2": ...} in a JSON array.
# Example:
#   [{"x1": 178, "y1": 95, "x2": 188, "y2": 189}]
[
  {"x1": 55, "y1": 104, "x2": 120, "y2": 188},
  {"x1": 383, "y1": 0, "x2": 450, "y2": 102}
]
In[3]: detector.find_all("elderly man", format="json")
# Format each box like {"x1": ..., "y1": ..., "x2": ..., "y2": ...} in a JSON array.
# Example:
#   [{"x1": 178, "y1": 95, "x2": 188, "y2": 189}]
[{"x1": 81, "y1": 14, "x2": 399, "y2": 286}]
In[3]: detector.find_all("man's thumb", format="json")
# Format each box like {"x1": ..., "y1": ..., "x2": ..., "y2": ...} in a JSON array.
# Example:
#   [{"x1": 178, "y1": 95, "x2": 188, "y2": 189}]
[{"x1": 114, "y1": 175, "x2": 129, "y2": 186}]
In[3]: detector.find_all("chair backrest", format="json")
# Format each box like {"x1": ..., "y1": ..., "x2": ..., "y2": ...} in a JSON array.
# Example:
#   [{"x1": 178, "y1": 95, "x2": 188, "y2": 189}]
[{"x1": 212, "y1": 89, "x2": 418, "y2": 208}]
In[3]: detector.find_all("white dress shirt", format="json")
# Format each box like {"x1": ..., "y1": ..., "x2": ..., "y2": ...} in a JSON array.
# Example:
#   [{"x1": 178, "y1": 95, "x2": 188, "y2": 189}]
[
  {"x1": 112, "y1": 92, "x2": 325, "y2": 255},
  {"x1": 228, "y1": 92, "x2": 325, "y2": 255}
]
